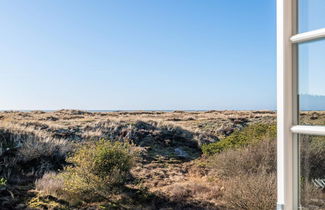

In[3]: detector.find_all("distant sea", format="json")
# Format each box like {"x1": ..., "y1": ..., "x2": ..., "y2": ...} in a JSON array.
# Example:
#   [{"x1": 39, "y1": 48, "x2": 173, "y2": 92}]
[{"x1": 0, "y1": 110, "x2": 211, "y2": 113}]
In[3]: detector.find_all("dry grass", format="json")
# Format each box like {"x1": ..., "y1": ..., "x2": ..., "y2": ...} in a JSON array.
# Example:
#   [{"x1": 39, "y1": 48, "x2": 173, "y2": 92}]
[
  {"x1": 163, "y1": 177, "x2": 222, "y2": 205},
  {"x1": 0, "y1": 110, "x2": 276, "y2": 141},
  {"x1": 18, "y1": 137, "x2": 72, "y2": 162},
  {"x1": 207, "y1": 138, "x2": 276, "y2": 177},
  {"x1": 0, "y1": 130, "x2": 73, "y2": 181},
  {"x1": 35, "y1": 172, "x2": 64, "y2": 197},
  {"x1": 223, "y1": 172, "x2": 276, "y2": 210}
]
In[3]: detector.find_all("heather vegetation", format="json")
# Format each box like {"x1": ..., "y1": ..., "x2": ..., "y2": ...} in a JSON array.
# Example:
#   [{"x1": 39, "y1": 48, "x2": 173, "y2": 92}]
[
  {"x1": 201, "y1": 123, "x2": 276, "y2": 155},
  {"x1": 0, "y1": 110, "x2": 324, "y2": 209}
]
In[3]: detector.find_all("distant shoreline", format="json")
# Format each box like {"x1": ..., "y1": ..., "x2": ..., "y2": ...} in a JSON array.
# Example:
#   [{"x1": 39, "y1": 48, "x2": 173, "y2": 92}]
[{"x1": 0, "y1": 109, "x2": 278, "y2": 113}]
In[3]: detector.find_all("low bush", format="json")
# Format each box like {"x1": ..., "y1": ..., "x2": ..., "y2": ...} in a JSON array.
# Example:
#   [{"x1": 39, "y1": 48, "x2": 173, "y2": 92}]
[
  {"x1": 207, "y1": 138, "x2": 276, "y2": 177},
  {"x1": 35, "y1": 139, "x2": 136, "y2": 204},
  {"x1": 202, "y1": 123, "x2": 276, "y2": 155},
  {"x1": 202, "y1": 126, "x2": 277, "y2": 209},
  {"x1": 223, "y1": 172, "x2": 276, "y2": 210}
]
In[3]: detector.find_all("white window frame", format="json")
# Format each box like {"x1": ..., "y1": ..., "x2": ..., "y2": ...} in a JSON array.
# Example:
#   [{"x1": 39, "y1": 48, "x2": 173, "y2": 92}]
[{"x1": 277, "y1": 0, "x2": 325, "y2": 209}]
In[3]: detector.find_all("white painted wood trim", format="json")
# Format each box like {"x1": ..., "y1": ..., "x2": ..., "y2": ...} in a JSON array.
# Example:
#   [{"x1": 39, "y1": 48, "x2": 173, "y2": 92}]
[
  {"x1": 291, "y1": 28, "x2": 325, "y2": 43},
  {"x1": 277, "y1": 0, "x2": 298, "y2": 209},
  {"x1": 291, "y1": 125, "x2": 325, "y2": 136}
]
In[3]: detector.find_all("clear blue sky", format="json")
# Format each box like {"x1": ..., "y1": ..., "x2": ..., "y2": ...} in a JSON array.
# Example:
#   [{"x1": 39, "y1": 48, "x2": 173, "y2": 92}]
[
  {"x1": 299, "y1": 0, "x2": 325, "y2": 97},
  {"x1": 0, "y1": 0, "x2": 276, "y2": 110}
]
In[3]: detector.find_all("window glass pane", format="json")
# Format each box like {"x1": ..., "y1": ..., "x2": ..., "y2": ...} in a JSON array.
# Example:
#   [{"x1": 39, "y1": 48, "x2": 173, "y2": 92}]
[
  {"x1": 299, "y1": 135, "x2": 325, "y2": 209},
  {"x1": 299, "y1": 39, "x2": 325, "y2": 125},
  {"x1": 299, "y1": 0, "x2": 325, "y2": 33}
]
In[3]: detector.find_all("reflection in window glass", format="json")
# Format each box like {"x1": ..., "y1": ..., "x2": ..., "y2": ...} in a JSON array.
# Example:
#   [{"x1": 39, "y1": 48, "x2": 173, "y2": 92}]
[
  {"x1": 299, "y1": 0, "x2": 325, "y2": 33},
  {"x1": 298, "y1": 39, "x2": 325, "y2": 125},
  {"x1": 299, "y1": 135, "x2": 325, "y2": 209}
]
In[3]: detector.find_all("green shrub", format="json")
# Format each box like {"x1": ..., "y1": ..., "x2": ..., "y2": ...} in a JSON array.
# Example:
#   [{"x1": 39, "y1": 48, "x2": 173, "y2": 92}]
[
  {"x1": 202, "y1": 123, "x2": 276, "y2": 155},
  {"x1": 0, "y1": 178, "x2": 7, "y2": 188},
  {"x1": 63, "y1": 139, "x2": 135, "y2": 202},
  {"x1": 36, "y1": 140, "x2": 136, "y2": 204},
  {"x1": 67, "y1": 139, "x2": 134, "y2": 183}
]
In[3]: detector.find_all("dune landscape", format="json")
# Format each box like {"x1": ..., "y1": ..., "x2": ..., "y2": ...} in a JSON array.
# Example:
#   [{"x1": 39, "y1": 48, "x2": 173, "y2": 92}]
[
  {"x1": 0, "y1": 110, "x2": 324, "y2": 209},
  {"x1": 0, "y1": 110, "x2": 277, "y2": 209}
]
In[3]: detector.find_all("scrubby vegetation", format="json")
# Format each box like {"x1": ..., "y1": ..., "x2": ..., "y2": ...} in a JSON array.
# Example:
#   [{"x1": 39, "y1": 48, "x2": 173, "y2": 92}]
[
  {"x1": 34, "y1": 140, "x2": 137, "y2": 207},
  {"x1": 206, "y1": 138, "x2": 276, "y2": 177},
  {"x1": 223, "y1": 172, "x2": 276, "y2": 210},
  {"x1": 200, "y1": 121, "x2": 325, "y2": 209},
  {"x1": 201, "y1": 123, "x2": 276, "y2": 155},
  {"x1": 2, "y1": 110, "x2": 324, "y2": 209},
  {"x1": 202, "y1": 137, "x2": 277, "y2": 209}
]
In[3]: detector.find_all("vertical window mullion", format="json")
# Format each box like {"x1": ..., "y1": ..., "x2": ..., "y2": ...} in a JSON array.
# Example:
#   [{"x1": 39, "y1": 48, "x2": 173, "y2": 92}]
[{"x1": 277, "y1": 0, "x2": 298, "y2": 209}]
